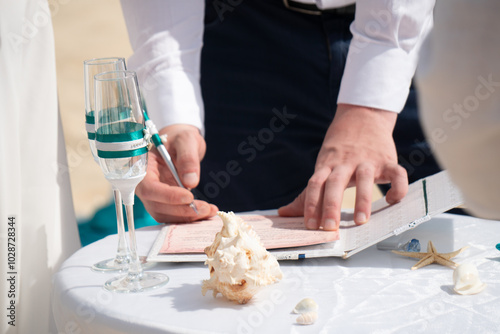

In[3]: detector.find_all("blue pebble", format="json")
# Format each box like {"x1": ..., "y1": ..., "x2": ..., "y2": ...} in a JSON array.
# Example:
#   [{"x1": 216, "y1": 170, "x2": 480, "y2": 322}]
[{"x1": 405, "y1": 239, "x2": 421, "y2": 252}]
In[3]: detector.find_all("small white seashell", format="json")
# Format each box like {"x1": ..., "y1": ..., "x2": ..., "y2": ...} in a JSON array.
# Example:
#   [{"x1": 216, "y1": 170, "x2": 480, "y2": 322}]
[
  {"x1": 296, "y1": 311, "x2": 318, "y2": 325},
  {"x1": 293, "y1": 298, "x2": 319, "y2": 314},
  {"x1": 453, "y1": 262, "x2": 487, "y2": 295}
]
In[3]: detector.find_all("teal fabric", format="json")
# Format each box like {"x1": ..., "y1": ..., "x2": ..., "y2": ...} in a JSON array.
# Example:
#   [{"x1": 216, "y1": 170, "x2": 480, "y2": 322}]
[{"x1": 77, "y1": 196, "x2": 157, "y2": 246}]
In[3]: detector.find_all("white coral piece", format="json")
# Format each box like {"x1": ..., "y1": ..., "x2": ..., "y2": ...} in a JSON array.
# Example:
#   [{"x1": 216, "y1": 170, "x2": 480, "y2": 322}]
[{"x1": 201, "y1": 211, "x2": 283, "y2": 304}]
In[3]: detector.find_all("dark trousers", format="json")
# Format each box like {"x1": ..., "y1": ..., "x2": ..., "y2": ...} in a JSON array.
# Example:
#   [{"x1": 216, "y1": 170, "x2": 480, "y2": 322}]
[{"x1": 195, "y1": 0, "x2": 441, "y2": 211}]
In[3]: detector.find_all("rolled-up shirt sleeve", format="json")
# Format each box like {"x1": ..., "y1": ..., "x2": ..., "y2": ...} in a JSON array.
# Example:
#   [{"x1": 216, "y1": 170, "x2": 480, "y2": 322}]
[
  {"x1": 337, "y1": 0, "x2": 435, "y2": 113},
  {"x1": 120, "y1": 0, "x2": 205, "y2": 132}
]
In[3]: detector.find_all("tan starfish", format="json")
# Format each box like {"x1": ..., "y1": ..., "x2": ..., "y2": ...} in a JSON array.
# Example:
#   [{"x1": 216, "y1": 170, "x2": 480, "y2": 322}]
[{"x1": 392, "y1": 241, "x2": 468, "y2": 270}]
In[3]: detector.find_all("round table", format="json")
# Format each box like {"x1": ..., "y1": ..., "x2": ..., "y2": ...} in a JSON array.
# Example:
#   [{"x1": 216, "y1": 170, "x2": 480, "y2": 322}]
[{"x1": 52, "y1": 214, "x2": 500, "y2": 333}]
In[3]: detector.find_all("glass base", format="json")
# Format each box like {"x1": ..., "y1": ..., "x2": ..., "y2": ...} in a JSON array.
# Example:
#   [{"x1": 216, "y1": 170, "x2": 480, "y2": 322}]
[
  {"x1": 104, "y1": 272, "x2": 169, "y2": 293},
  {"x1": 91, "y1": 256, "x2": 155, "y2": 272}
]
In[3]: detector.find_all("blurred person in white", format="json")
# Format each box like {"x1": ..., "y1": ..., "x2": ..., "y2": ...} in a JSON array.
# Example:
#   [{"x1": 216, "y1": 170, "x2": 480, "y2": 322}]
[
  {"x1": 417, "y1": 0, "x2": 500, "y2": 219},
  {"x1": 0, "y1": 0, "x2": 80, "y2": 333}
]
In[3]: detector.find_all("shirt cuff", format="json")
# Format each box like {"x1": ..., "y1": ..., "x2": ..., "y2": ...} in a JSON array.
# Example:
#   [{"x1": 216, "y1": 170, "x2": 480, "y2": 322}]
[
  {"x1": 338, "y1": 42, "x2": 415, "y2": 113},
  {"x1": 317, "y1": 0, "x2": 355, "y2": 10},
  {"x1": 338, "y1": 0, "x2": 434, "y2": 113}
]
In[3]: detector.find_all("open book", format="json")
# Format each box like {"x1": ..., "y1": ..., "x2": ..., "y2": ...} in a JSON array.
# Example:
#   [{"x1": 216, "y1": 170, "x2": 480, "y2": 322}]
[{"x1": 147, "y1": 171, "x2": 463, "y2": 262}]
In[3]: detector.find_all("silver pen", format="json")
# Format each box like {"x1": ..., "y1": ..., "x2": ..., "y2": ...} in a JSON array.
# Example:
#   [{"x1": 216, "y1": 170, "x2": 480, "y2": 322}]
[{"x1": 144, "y1": 112, "x2": 199, "y2": 214}]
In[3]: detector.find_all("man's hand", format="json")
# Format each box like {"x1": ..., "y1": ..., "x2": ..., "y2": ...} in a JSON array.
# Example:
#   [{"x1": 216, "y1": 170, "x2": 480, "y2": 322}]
[
  {"x1": 136, "y1": 124, "x2": 218, "y2": 223},
  {"x1": 278, "y1": 104, "x2": 408, "y2": 230}
]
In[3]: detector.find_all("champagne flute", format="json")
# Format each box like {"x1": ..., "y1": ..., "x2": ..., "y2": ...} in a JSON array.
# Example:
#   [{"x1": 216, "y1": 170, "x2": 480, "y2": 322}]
[
  {"x1": 84, "y1": 57, "x2": 131, "y2": 272},
  {"x1": 94, "y1": 70, "x2": 168, "y2": 292}
]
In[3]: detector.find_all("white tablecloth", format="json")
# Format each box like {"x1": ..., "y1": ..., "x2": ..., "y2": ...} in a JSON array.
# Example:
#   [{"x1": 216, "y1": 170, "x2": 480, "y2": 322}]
[{"x1": 52, "y1": 214, "x2": 500, "y2": 334}]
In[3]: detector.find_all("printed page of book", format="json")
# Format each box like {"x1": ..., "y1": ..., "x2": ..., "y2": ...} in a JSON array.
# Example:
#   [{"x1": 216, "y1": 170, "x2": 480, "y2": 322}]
[
  {"x1": 157, "y1": 215, "x2": 339, "y2": 254},
  {"x1": 148, "y1": 171, "x2": 463, "y2": 262},
  {"x1": 341, "y1": 171, "x2": 463, "y2": 257},
  {"x1": 340, "y1": 181, "x2": 427, "y2": 256},
  {"x1": 267, "y1": 189, "x2": 427, "y2": 261},
  {"x1": 270, "y1": 171, "x2": 463, "y2": 259},
  {"x1": 426, "y1": 171, "x2": 464, "y2": 217}
]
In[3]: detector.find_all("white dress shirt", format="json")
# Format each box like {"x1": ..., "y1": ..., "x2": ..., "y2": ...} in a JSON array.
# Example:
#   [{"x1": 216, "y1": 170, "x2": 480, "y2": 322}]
[{"x1": 121, "y1": 0, "x2": 435, "y2": 133}]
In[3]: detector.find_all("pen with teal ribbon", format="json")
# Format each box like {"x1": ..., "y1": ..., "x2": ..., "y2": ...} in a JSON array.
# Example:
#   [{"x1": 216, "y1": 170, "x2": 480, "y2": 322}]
[{"x1": 143, "y1": 112, "x2": 199, "y2": 215}]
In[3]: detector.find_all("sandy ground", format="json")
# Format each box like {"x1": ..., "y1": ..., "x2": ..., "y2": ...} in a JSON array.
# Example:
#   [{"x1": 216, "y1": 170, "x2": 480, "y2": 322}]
[
  {"x1": 52, "y1": 0, "x2": 380, "y2": 220},
  {"x1": 52, "y1": 0, "x2": 133, "y2": 219}
]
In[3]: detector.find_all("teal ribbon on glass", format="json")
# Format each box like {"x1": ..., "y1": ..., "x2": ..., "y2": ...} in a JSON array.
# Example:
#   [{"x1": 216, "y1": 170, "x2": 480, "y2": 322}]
[
  {"x1": 85, "y1": 112, "x2": 95, "y2": 140},
  {"x1": 96, "y1": 122, "x2": 148, "y2": 159}
]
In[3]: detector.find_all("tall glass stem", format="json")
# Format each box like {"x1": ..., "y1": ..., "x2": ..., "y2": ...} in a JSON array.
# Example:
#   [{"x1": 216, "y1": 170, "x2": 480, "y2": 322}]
[
  {"x1": 104, "y1": 200, "x2": 168, "y2": 293},
  {"x1": 113, "y1": 189, "x2": 129, "y2": 265},
  {"x1": 124, "y1": 203, "x2": 142, "y2": 278}
]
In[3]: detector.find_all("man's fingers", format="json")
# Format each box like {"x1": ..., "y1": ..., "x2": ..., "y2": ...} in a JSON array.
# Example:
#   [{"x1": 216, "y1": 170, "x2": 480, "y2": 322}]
[
  {"x1": 353, "y1": 164, "x2": 374, "y2": 225},
  {"x1": 162, "y1": 125, "x2": 205, "y2": 189},
  {"x1": 304, "y1": 167, "x2": 331, "y2": 229},
  {"x1": 189, "y1": 201, "x2": 218, "y2": 219},
  {"x1": 383, "y1": 164, "x2": 408, "y2": 204},
  {"x1": 321, "y1": 166, "x2": 352, "y2": 230},
  {"x1": 134, "y1": 125, "x2": 216, "y2": 224},
  {"x1": 277, "y1": 191, "x2": 306, "y2": 217},
  {"x1": 137, "y1": 176, "x2": 194, "y2": 205},
  {"x1": 173, "y1": 137, "x2": 202, "y2": 189},
  {"x1": 149, "y1": 199, "x2": 211, "y2": 217},
  {"x1": 145, "y1": 201, "x2": 218, "y2": 223}
]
